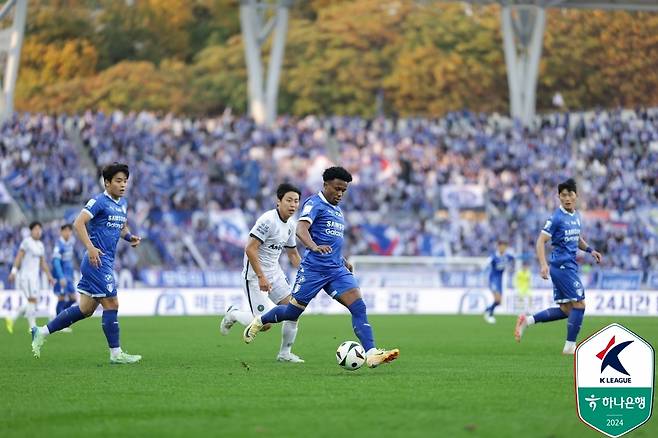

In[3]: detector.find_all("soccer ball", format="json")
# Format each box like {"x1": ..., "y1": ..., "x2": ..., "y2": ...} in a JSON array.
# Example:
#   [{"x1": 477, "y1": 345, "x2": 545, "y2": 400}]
[{"x1": 336, "y1": 341, "x2": 366, "y2": 371}]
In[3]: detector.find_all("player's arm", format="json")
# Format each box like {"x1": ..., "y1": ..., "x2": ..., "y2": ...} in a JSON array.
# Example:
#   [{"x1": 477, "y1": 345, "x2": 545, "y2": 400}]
[
  {"x1": 52, "y1": 249, "x2": 63, "y2": 279},
  {"x1": 285, "y1": 247, "x2": 301, "y2": 269},
  {"x1": 121, "y1": 223, "x2": 141, "y2": 248},
  {"x1": 535, "y1": 232, "x2": 551, "y2": 280},
  {"x1": 74, "y1": 210, "x2": 103, "y2": 268},
  {"x1": 40, "y1": 255, "x2": 55, "y2": 285},
  {"x1": 343, "y1": 256, "x2": 353, "y2": 273},
  {"x1": 296, "y1": 220, "x2": 332, "y2": 254},
  {"x1": 8, "y1": 249, "x2": 25, "y2": 283},
  {"x1": 578, "y1": 236, "x2": 602, "y2": 263},
  {"x1": 245, "y1": 236, "x2": 271, "y2": 292}
]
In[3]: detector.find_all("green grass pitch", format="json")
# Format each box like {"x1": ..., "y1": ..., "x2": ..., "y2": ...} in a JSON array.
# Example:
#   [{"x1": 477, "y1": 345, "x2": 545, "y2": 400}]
[{"x1": 1, "y1": 314, "x2": 656, "y2": 437}]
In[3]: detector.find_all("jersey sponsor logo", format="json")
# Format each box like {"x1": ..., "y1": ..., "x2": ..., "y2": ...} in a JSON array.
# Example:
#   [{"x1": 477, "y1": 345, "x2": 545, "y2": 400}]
[{"x1": 268, "y1": 243, "x2": 283, "y2": 250}]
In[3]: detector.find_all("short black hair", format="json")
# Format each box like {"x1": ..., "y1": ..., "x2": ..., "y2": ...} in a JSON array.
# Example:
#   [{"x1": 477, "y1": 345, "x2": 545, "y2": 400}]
[
  {"x1": 102, "y1": 162, "x2": 130, "y2": 182},
  {"x1": 276, "y1": 183, "x2": 301, "y2": 200},
  {"x1": 322, "y1": 166, "x2": 352, "y2": 183},
  {"x1": 29, "y1": 221, "x2": 42, "y2": 230},
  {"x1": 61, "y1": 224, "x2": 73, "y2": 231},
  {"x1": 558, "y1": 178, "x2": 577, "y2": 194}
]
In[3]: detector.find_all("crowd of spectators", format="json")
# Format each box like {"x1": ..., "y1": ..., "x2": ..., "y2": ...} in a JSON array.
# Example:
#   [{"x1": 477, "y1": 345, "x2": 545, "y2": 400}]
[{"x1": 2, "y1": 109, "x2": 657, "y2": 281}]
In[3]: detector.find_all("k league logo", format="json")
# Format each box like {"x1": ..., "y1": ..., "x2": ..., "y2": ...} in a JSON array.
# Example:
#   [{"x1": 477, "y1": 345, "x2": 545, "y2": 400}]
[{"x1": 575, "y1": 323, "x2": 654, "y2": 437}]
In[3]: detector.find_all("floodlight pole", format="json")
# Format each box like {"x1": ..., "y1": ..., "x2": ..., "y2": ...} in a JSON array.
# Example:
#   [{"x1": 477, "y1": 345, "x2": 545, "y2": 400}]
[
  {"x1": 0, "y1": 0, "x2": 27, "y2": 124},
  {"x1": 501, "y1": 5, "x2": 545, "y2": 125},
  {"x1": 240, "y1": 0, "x2": 292, "y2": 126}
]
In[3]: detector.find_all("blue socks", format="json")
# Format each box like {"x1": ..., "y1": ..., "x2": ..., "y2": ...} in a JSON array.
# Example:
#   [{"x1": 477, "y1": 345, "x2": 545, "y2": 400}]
[
  {"x1": 348, "y1": 299, "x2": 375, "y2": 351},
  {"x1": 486, "y1": 302, "x2": 499, "y2": 316},
  {"x1": 533, "y1": 307, "x2": 568, "y2": 323},
  {"x1": 567, "y1": 308, "x2": 585, "y2": 342},
  {"x1": 259, "y1": 299, "x2": 375, "y2": 352},
  {"x1": 65, "y1": 299, "x2": 76, "y2": 310},
  {"x1": 47, "y1": 306, "x2": 85, "y2": 333},
  {"x1": 56, "y1": 300, "x2": 66, "y2": 315},
  {"x1": 260, "y1": 304, "x2": 304, "y2": 324},
  {"x1": 101, "y1": 310, "x2": 120, "y2": 348}
]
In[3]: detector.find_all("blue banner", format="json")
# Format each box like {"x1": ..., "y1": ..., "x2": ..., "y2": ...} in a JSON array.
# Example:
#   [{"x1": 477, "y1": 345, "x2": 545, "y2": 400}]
[
  {"x1": 599, "y1": 272, "x2": 643, "y2": 291},
  {"x1": 140, "y1": 269, "x2": 244, "y2": 288}
]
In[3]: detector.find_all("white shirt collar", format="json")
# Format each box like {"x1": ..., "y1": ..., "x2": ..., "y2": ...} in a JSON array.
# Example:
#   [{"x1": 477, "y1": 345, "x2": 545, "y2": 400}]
[
  {"x1": 104, "y1": 190, "x2": 121, "y2": 205},
  {"x1": 560, "y1": 206, "x2": 576, "y2": 216}
]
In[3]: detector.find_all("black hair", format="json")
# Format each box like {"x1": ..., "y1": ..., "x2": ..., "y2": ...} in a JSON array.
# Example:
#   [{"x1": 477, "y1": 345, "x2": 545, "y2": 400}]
[
  {"x1": 276, "y1": 183, "x2": 301, "y2": 200},
  {"x1": 29, "y1": 221, "x2": 42, "y2": 230},
  {"x1": 102, "y1": 162, "x2": 130, "y2": 182},
  {"x1": 322, "y1": 166, "x2": 352, "y2": 183},
  {"x1": 558, "y1": 178, "x2": 577, "y2": 194},
  {"x1": 61, "y1": 224, "x2": 73, "y2": 231}
]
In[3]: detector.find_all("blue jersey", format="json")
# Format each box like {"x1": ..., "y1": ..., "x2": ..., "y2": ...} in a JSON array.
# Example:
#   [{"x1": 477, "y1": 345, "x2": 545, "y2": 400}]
[
  {"x1": 52, "y1": 237, "x2": 75, "y2": 280},
  {"x1": 298, "y1": 192, "x2": 346, "y2": 270},
  {"x1": 82, "y1": 191, "x2": 128, "y2": 263},
  {"x1": 488, "y1": 251, "x2": 514, "y2": 282},
  {"x1": 542, "y1": 206, "x2": 582, "y2": 268}
]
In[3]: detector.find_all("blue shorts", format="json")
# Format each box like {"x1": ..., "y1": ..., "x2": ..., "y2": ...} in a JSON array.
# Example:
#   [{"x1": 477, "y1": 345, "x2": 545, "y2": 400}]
[
  {"x1": 54, "y1": 278, "x2": 76, "y2": 296},
  {"x1": 77, "y1": 256, "x2": 117, "y2": 298},
  {"x1": 489, "y1": 276, "x2": 503, "y2": 294},
  {"x1": 550, "y1": 263, "x2": 585, "y2": 303},
  {"x1": 292, "y1": 265, "x2": 359, "y2": 306}
]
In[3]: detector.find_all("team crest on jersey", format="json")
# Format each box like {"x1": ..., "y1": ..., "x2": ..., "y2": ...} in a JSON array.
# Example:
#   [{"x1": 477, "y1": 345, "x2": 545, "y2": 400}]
[{"x1": 106, "y1": 283, "x2": 114, "y2": 292}]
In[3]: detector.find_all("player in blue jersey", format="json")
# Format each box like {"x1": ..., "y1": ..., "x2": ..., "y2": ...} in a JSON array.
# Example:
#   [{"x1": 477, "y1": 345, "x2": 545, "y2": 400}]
[
  {"x1": 484, "y1": 240, "x2": 514, "y2": 324},
  {"x1": 514, "y1": 178, "x2": 602, "y2": 355},
  {"x1": 30, "y1": 163, "x2": 143, "y2": 364},
  {"x1": 52, "y1": 224, "x2": 77, "y2": 329},
  {"x1": 242, "y1": 167, "x2": 399, "y2": 368}
]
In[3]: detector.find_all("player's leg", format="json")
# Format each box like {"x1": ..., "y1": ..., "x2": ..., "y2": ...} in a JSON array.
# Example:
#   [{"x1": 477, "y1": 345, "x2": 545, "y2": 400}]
[
  {"x1": 484, "y1": 286, "x2": 502, "y2": 324},
  {"x1": 64, "y1": 280, "x2": 77, "y2": 310},
  {"x1": 23, "y1": 277, "x2": 42, "y2": 329},
  {"x1": 7, "y1": 277, "x2": 31, "y2": 333},
  {"x1": 269, "y1": 275, "x2": 303, "y2": 362},
  {"x1": 59, "y1": 289, "x2": 77, "y2": 333},
  {"x1": 30, "y1": 293, "x2": 97, "y2": 358},
  {"x1": 54, "y1": 280, "x2": 67, "y2": 315},
  {"x1": 244, "y1": 270, "x2": 322, "y2": 344},
  {"x1": 220, "y1": 278, "x2": 266, "y2": 334},
  {"x1": 515, "y1": 265, "x2": 571, "y2": 343},
  {"x1": 98, "y1": 295, "x2": 141, "y2": 364},
  {"x1": 558, "y1": 269, "x2": 585, "y2": 354},
  {"x1": 331, "y1": 269, "x2": 399, "y2": 368}
]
